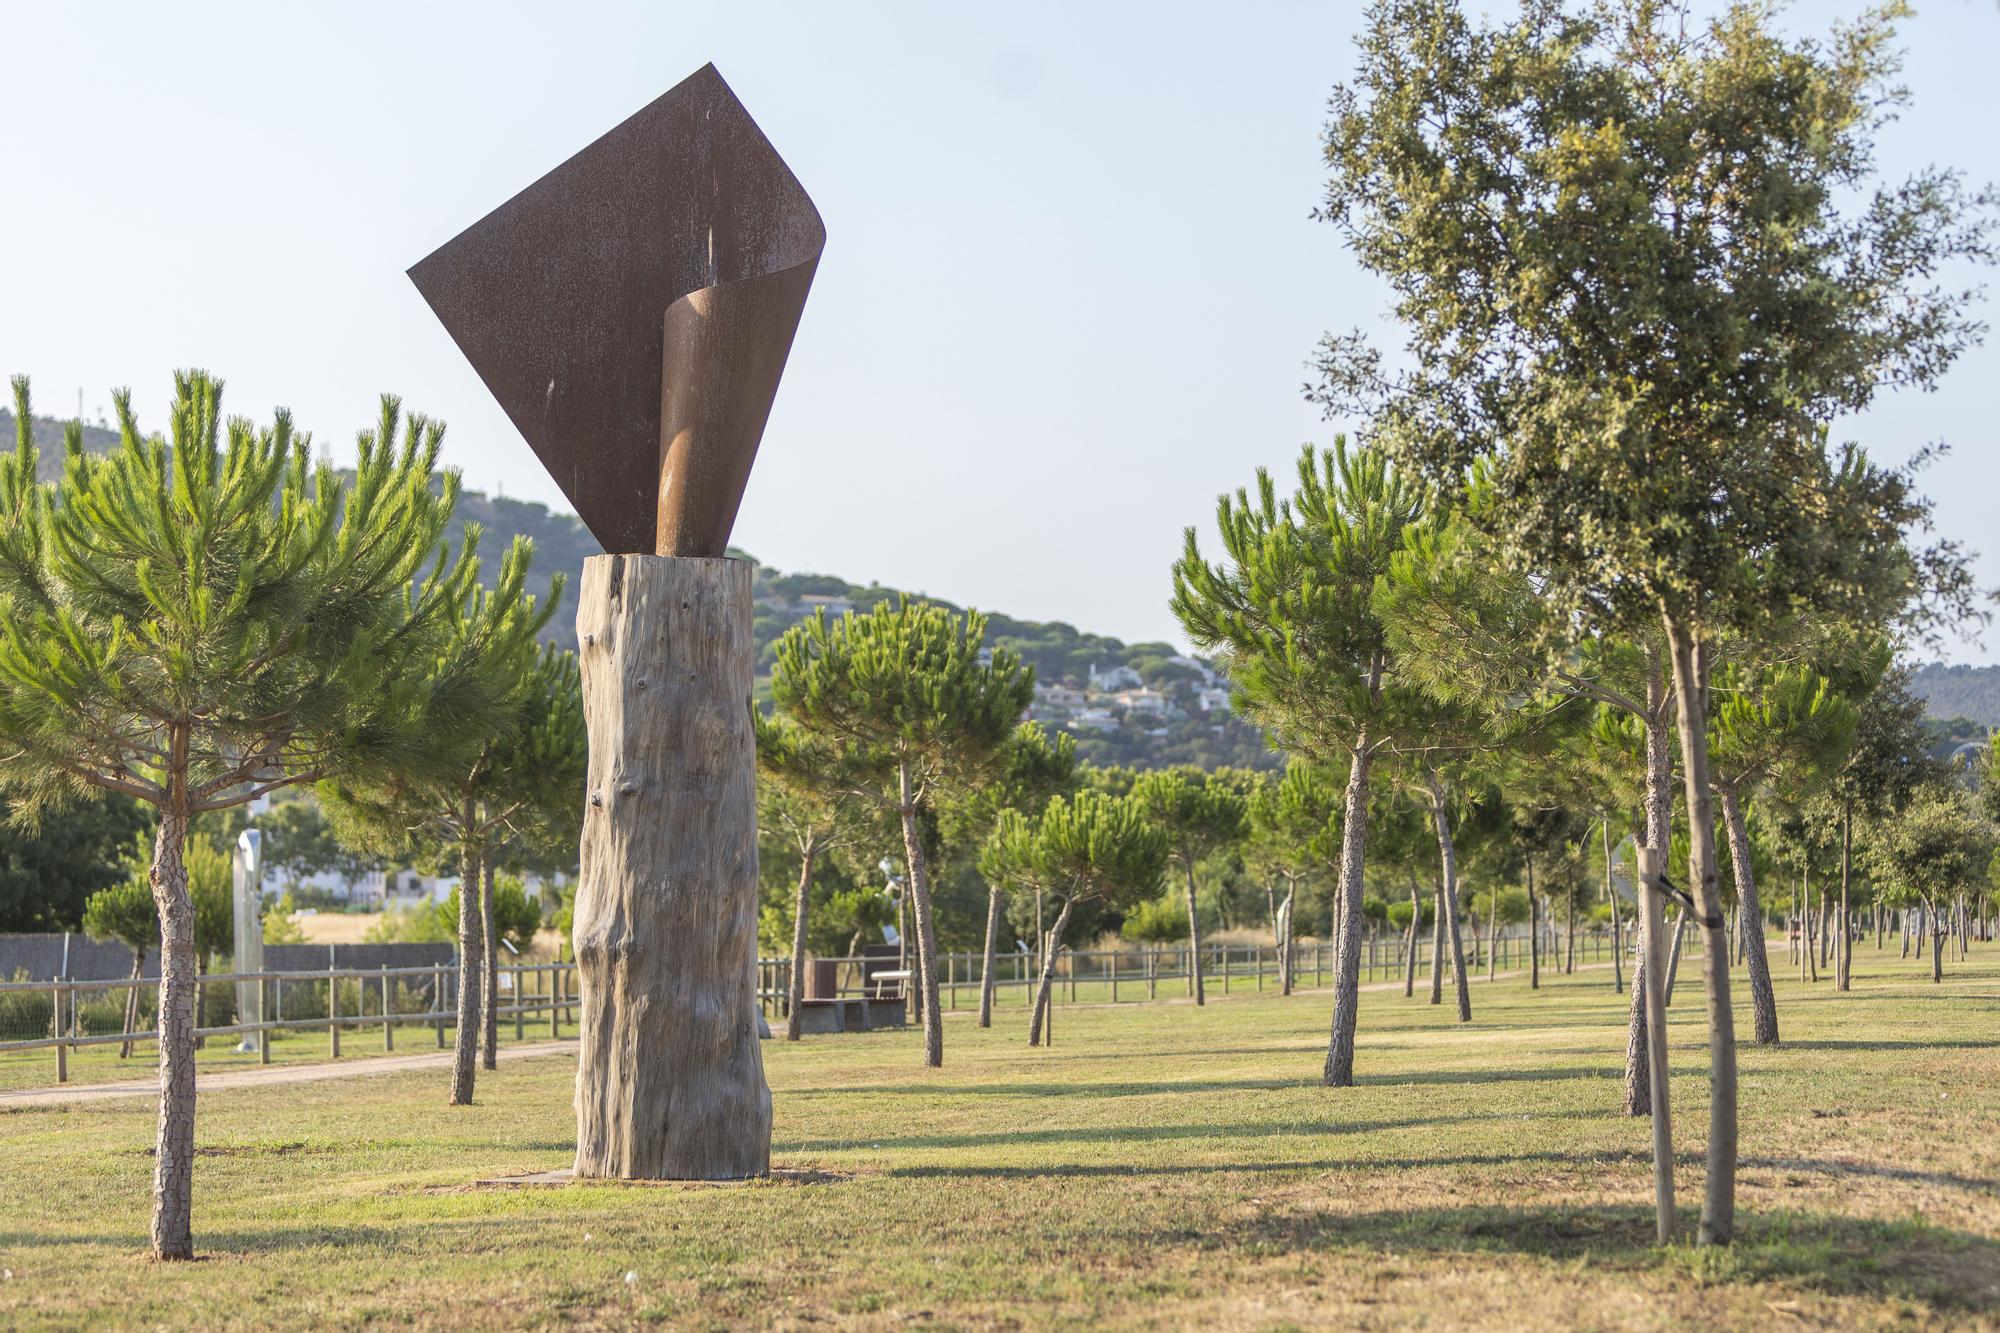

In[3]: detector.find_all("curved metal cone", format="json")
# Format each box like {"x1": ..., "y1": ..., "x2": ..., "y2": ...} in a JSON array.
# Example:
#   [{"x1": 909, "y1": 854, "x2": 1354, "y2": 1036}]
[{"x1": 408, "y1": 63, "x2": 824, "y2": 557}]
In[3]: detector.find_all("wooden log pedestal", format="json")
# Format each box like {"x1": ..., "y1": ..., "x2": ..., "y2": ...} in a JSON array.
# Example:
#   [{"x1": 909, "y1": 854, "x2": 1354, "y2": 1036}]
[{"x1": 571, "y1": 553, "x2": 772, "y2": 1179}]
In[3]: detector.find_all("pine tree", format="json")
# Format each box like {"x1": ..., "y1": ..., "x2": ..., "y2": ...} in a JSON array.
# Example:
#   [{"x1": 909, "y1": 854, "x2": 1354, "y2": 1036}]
[
  {"x1": 1244, "y1": 759, "x2": 1340, "y2": 996},
  {"x1": 1171, "y1": 440, "x2": 1425, "y2": 1084},
  {"x1": 754, "y1": 710, "x2": 872, "y2": 1041},
  {"x1": 771, "y1": 598, "x2": 1033, "y2": 1068},
  {"x1": 1130, "y1": 767, "x2": 1248, "y2": 1007},
  {"x1": 0, "y1": 372, "x2": 485, "y2": 1259},
  {"x1": 321, "y1": 567, "x2": 576, "y2": 1102},
  {"x1": 979, "y1": 790, "x2": 1166, "y2": 1046}
]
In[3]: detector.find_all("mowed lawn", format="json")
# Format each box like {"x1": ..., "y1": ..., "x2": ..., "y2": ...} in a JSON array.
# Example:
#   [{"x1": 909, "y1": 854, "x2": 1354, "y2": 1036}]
[{"x1": 2, "y1": 946, "x2": 1998, "y2": 1329}]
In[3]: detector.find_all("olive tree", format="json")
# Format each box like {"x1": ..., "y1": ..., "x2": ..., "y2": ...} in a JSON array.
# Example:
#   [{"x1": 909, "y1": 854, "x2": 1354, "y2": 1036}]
[{"x1": 1316, "y1": 0, "x2": 1990, "y2": 1243}]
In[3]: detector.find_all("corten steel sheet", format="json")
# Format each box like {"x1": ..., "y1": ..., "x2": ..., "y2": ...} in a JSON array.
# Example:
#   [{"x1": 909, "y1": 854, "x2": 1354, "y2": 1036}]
[{"x1": 408, "y1": 63, "x2": 824, "y2": 557}]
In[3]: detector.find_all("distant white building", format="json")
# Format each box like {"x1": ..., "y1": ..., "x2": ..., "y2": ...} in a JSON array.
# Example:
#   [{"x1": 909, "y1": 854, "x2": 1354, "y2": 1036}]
[
  {"x1": 1197, "y1": 686, "x2": 1231, "y2": 714},
  {"x1": 1088, "y1": 662, "x2": 1143, "y2": 691},
  {"x1": 1038, "y1": 683, "x2": 1088, "y2": 710},
  {"x1": 1110, "y1": 687, "x2": 1168, "y2": 716},
  {"x1": 1069, "y1": 707, "x2": 1119, "y2": 733},
  {"x1": 797, "y1": 593, "x2": 854, "y2": 617}
]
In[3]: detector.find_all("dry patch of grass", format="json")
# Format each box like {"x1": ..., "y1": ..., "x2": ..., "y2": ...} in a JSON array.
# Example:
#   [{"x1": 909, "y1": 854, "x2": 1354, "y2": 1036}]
[{"x1": 2, "y1": 947, "x2": 1998, "y2": 1328}]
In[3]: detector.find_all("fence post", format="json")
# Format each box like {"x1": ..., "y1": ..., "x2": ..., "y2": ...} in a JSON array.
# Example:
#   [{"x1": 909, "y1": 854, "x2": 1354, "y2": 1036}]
[
  {"x1": 513, "y1": 962, "x2": 525, "y2": 1041},
  {"x1": 551, "y1": 964, "x2": 562, "y2": 1037},
  {"x1": 1110, "y1": 950, "x2": 1118, "y2": 1003},
  {"x1": 328, "y1": 953, "x2": 340, "y2": 1059},
  {"x1": 433, "y1": 964, "x2": 446, "y2": 1048},
  {"x1": 382, "y1": 963, "x2": 394, "y2": 1052},
  {"x1": 1223, "y1": 945, "x2": 1231, "y2": 995},
  {"x1": 259, "y1": 974, "x2": 271, "y2": 1065},
  {"x1": 52, "y1": 978, "x2": 67, "y2": 1084}
]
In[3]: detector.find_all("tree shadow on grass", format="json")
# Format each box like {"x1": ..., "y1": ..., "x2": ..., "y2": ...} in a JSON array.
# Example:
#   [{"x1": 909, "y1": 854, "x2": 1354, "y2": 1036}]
[
  {"x1": 1227, "y1": 1201, "x2": 2000, "y2": 1313},
  {"x1": 793, "y1": 1064, "x2": 1622, "y2": 1100},
  {"x1": 1782, "y1": 1038, "x2": 2000, "y2": 1053},
  {"x1": 781, "y1": 1106, "x2": 1607, "y2": 1154}
]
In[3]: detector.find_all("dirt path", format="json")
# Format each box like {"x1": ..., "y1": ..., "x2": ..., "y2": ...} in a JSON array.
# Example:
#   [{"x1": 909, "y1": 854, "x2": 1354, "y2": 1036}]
[
  {"x1": 4, "y1": 957, "x2": 1632, "y2": 1109},
  {"x1": 0, "y1": 1040, "x2": 577, "y2": 1109}
]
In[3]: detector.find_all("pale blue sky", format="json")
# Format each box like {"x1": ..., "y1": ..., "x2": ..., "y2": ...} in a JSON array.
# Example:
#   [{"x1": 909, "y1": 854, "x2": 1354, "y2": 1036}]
[{"x1": 3, "y1": 2, "x2": 1996, "y2": 658}]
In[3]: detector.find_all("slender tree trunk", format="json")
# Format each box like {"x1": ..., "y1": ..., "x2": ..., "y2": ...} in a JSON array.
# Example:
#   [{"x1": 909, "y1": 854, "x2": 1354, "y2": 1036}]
[
  {"x1": 1404, "y1": 875, "x2": 1421, "y2": 998},
  {"x1": 1486, "y1": 881, "x2": 1498, "y2": 983},
  {"x1": 1427, "y1": 772, "x2": 1472, "y2": 1023},
  {"x1": 1624, "y1": 663, "x2": 1674, "y2": 1118},
  {"x1": 786, "y1": 843, "x2": 816, "y2": 1041},
  {"x1": 451, "y1": 827, "x2": 482, "y2": 1105},
  {"x1": 1277, "y1": 885, "x2": 1296, "y2": 996},
  {"x1": 1836, "y1": 808, "x2": 1853, "y2": 992},
  {"x1": 480, "y1": 853, "x2": 498, "y2": 1072},
  {"x1": 1321, "y1": 735, "x2": 1373, "y2": 1087},
  {"x1": 896, "y1": 760, "x2": 945, "y2": 1068},
  {"x1": 1182, "y1": 857, "x2": 1205, "y2": 1006},
  {"x1": 1719, "y1": 789, "x2": 1778, "y2": 1044},
  {"x1": 1528, "y1": 853, "x2": 1540, "y2": 991},
  {"x1": 1636, "y1": 839, "x2": 1676, "y2": 1244},
  {"x1": 121, "y1": 949, "x2": 144, "y2": 1060},
  {"x1": 1606, "y1": 820, "x2": 1624, "y2": 994},
  {"x1": 1429, "y1": 876, "x2": 1446, "y2": 1005},
  {"x1": 1566, "y1": 883, "x2": 1576, "y2": 975},
  {"x1": 1665, "y1": 616, "x2": 1737, "y2": 1247},
  {"x1": 1029, "y1": 897, "x2": 1075, "y2": 1046},
  {"x1": 1930, "y1": 898, "x2": 1944, "y2": 983},
  {"x1": 147, "y1": 784, "x2": 199, "y2": 1261},
  {"x1": 978, "y1": 885, "x2": 1002, "y2": 1028},
  {"x1": 1663, "y1": 911, "x2": 1687, "y2": 1005}
]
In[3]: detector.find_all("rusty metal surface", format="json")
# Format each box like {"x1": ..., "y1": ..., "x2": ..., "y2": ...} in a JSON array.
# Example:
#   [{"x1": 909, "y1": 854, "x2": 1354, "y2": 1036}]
[{"x1": 409, "y1": 64, "x2": 824, "y2": 556}]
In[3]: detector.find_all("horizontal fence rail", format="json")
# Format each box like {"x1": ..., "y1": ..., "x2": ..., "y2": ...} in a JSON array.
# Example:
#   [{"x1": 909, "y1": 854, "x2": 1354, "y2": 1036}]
[{"x1": 3, "y1": 922, "x2": 1691, "y2": 1086}]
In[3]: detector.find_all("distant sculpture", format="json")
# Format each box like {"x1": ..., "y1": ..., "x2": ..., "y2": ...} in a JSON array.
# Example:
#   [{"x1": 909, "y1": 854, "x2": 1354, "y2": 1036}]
[{"x1": 410, "y1": 64, "x2": 824, "y2": 1179}]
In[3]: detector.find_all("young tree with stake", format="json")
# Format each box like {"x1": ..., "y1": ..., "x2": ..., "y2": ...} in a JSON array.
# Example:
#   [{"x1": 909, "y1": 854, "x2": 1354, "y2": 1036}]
[
  {"x1": 322, "y1": 555, "x2": 572, "y2": 1101},
  {"x1": 1317, "y1": 1, "x2": 1990, "y2": 1242},
  {"x1": 771, "y1": 599, "x2": 1033, "y2": 1068},
  {"x1": 1130, "y1": 767, "x2": 1248, "y2": 1007},
  {"x1": 1172, "y1": 440, "x2": 1426, "y2": 1086},
  {"x1": 980, "y1": 790, "x2": 1166, "y2": 1047},
  {"x1": 0, "y1": 374, "x2": 484, "y2": 1259}
]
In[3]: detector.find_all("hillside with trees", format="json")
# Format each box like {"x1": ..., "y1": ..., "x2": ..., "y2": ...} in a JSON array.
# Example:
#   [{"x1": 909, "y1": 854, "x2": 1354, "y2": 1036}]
[{"x1": 0, "y1": 406, "x2": 1276, "y2": 772}]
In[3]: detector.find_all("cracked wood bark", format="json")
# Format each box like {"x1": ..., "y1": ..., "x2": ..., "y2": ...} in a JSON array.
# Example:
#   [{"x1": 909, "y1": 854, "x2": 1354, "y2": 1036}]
[
  {"x1": 573, "y1": 554, "x2": 771, "y2": 1179},
  {"x1": 149, "y1": 785, "x2": 198, "y2": 1261}
]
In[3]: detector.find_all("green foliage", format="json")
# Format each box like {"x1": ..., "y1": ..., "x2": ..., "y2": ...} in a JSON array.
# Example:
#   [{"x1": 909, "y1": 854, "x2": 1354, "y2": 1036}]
[
  {"x1": 0, "y1": 373, "x2": 489, "y2": 825},
  {"x1": 320, "y1": 553, "x2": 578, "y2": 887},
  {"x1": 1131, "y1": 768, "x2": 1248, "y2": 870},
  {"x1": 771, "y1": 598, "x2": 1035, "y2": 799},
  {"x1": 1862, "y1": 779, "x2": 1994, "y2": 910},
  {"x1": 81, "y1": 873, "x2": 157, "y2": 954},
  {"x1": 978, "y1": 790, "x2": 1167, "y2": 946},
  {"x1": 0, "y1": 791, "x2": 152, "y2": 931},
  {"x1": 1171, "y1": 441, "x2": 1427, "y2": 762},
  {"x1": 1118, "y1": 893, "x2": 1186, "y2": 944},
  {"x1": 261, "y1": 900, "x2": 307, "y2": 945},
  {"x1": 1317, "y1": 0, "x2": 1990, "y2": 639},
  {"x1": 442, "y1": 876, "x2": 542, "y2": 950}
]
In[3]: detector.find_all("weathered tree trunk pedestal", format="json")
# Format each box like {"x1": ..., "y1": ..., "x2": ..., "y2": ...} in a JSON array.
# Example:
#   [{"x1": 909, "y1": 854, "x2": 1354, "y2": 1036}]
[{"x1": 572, "y1": 554, "x2": 771, "y2": 1179}]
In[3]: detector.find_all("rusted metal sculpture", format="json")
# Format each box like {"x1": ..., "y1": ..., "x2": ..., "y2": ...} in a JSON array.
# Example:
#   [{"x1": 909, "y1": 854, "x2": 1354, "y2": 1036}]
[
  {"x1": 410, "y1": 64, "x2": 822, "y2": 1180},
  {"x1": 410, "y1": 62, "x2": 824, "y2": 558}
]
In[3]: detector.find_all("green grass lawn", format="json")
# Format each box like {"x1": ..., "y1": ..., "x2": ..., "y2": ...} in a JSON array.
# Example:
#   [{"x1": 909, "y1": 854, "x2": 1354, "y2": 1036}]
[{"x1": 2, "y1": 944, "x2": 1996, "y2": 1329}]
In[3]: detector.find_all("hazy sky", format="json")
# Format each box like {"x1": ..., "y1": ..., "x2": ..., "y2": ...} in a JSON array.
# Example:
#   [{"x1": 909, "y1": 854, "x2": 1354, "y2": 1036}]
[{"x1": 4, "y1": 2, "x2": 1996, "y2": 658}]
